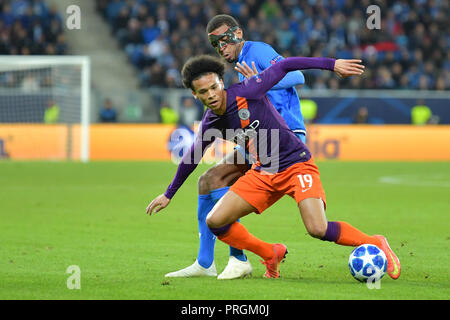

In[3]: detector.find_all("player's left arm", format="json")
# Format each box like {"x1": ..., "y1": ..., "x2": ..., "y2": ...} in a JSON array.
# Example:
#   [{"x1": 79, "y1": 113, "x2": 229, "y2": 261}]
[
  {"x1": 255, "y1": 44, "x2": 305, "y2": 88},
  {"x1": 236, "y1": 60, "x2": 305, "y2": 89},
  {"x1": 235, "y1": 44, "x2": 305, "y2": 88},
  {"x1": 236, "y1": 61, "x2": 305, "y2": 90},
  {"x1": 239, "y1": 57, "x2": 364, "y2": 100},
  {"x1": 273, "y1": 69, "x2": 305, "y2": 89}
]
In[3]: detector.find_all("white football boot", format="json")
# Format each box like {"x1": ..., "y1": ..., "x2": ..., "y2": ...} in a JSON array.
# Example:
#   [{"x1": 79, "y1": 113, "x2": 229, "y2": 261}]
[
  {"x1": 165, "y1": 260, "x2": 217, "y2": 278},
  {"x1": 217, "y1": 256, "x2": 253, "y2": 280}
]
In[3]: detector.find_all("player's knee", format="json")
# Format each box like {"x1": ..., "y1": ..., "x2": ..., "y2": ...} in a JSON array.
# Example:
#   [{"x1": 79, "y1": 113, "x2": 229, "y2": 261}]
[
  {"x1": 207, "y1": 216, "x2": 232, "y2": 236},
  {"x1": 201, "y1": 166, "x2": 227, "y2": 191},
  {"x1": 206, "y1": 209, "x2": 232, "y2": 230},
  {"x1": 306, "y1": 223, "x2": 327, "y2": 239},
  {"x1": 205, "y1": 213, "x2": 220, "y2": 229},
  {"x1": 198, "y1": 172, "x2": 210, "y2": 194}
]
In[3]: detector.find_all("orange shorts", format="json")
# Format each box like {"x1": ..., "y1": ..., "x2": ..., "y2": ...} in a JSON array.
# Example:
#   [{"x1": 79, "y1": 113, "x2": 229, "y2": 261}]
[{"x1": 230, "y1": 158, "x2": 326, "y2": 214}]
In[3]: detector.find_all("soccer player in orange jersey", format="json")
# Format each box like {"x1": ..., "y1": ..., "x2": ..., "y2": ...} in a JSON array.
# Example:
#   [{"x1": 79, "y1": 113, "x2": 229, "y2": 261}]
[{"x1": 147, "y1": 55, "x2": 401, "y2": 280}]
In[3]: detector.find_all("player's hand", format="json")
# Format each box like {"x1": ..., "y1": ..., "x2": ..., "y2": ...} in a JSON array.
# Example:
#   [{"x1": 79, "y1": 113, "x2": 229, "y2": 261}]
[
  {"x1": 146, "y1": 194, "x2": 170, "y2": 215},
  {"x1": 334, "y1": 59, "x2": 365, "y2": 78},
  {"x1": 235, "y1": 61, "x2": 258, "y2": 79}
]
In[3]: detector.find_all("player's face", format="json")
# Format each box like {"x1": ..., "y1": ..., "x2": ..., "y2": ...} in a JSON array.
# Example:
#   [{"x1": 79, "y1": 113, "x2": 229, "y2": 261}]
[
  {"x1": 209, "y1": 24, "x2": 243, "y2": 63},
  {"x1": 192, "y1": 73, "x2": 226, "y2": 114}
]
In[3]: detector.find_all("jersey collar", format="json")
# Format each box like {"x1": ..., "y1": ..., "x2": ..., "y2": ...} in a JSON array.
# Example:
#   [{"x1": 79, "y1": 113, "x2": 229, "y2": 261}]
[{"x1": 238, "y1": 41, "x2": 250, "y2": 62}]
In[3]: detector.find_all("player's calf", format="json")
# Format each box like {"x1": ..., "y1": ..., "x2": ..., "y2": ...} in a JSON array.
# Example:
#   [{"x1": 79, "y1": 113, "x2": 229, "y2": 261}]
[{"x1": 298, "y1": 198, "x2": 328, "y2": 239}]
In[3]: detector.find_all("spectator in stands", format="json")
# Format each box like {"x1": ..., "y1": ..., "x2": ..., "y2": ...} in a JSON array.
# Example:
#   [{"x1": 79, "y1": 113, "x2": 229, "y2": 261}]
[
  {"x1": 112, "y1": 6, "x2": 130, "y2": 36},
  {"x1": 354, "y1": 106, "x2": 369, "y2": 124},
  {"x1": 411, "y1": 100, "x2": 440, "y2": 125},
  {"x1": 118, "y1": 18, "x2": 143, "y2": 48},
  {"x1": 99, "y1": 98, "x2": 117, "y2": 123},
  {"x1": 179, "y1": 98, "x2": 200, "y2": 128},
  {"x1": 141, "y1": 16, "x2": 160, "y2": 44},
  {"x1": 300, "y1": 98, "x2": 318, "y2": 124},
  {"x1": 142, "y1": 63, "x2": 167, "y2": 88},
  {"x1": 1, "y1": 4, "x2": 15, "y2": 28},
  {"x1": 159, "y1": 102, "x2": 178, "y2": 125},
  {"x1": 44, "y1": 99, "x2": 59, "y2": 124},
  {"x1": 95, "y1": 0, "x2": 448, "y2": 91},
  {"x1": 0, "y1": 0, "x2": 68, "y2": 56},
  {"x1": 21, "y1": 74, "x2": 39, "y2": 92}
]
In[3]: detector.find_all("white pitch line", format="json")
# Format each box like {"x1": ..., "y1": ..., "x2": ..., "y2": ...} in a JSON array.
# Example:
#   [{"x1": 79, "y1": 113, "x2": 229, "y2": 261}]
[{"x1": 378, "y1": 175, "x2": 450, "y2": 187}]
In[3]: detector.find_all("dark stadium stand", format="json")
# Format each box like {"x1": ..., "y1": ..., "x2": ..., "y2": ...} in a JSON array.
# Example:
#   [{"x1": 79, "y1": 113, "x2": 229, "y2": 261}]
[
  {"x1": 95, "y1": 0, "x2": 448, "y2": 91},
  {"x1": 0, "y1": 0, "x2": 68, "y2": 55}
]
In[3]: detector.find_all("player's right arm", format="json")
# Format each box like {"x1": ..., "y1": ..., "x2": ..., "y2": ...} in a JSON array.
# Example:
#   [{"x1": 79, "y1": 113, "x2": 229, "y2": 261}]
[
  {"x1": 146, "y1": 194, "x2": 170, "y2": 215},
  {"x1": 146, "y1": 118, "x2": 217, "y2": 215}
]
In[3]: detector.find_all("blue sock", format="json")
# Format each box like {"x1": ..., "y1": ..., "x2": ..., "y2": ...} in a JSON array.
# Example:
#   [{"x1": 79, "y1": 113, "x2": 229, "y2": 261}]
[
  {"x1": 210, "y1": 187, "x2": 230, "y2": 203},
  {"x1": 210, "y1": 187, "x2": 247, "y2": 262},
  {"x1": 197, "y1": 194, "x2": 216, "y2": 268}
]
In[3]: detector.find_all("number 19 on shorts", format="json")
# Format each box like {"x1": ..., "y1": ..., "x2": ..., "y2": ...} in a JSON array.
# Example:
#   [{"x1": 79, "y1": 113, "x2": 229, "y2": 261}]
[{"x1": 298, "y1": 174, "x2": 313, "y2": 192}]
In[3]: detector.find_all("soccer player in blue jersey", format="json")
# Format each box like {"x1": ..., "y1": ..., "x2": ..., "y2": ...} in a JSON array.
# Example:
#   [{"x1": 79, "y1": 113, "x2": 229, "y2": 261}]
[
  {"x1": 164, "y1": 14, "x2": 306, "y2": 279},
  {"x1": 147, "y1": 55, "x2": 401, "y2": 280}
]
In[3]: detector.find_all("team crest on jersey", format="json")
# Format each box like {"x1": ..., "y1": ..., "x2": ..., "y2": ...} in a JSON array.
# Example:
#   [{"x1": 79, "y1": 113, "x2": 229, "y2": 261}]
[
  {"x1": 238, "y1": 108, "x2": 250, "y2": 121},
  {"x1": 255, "y1": 74, "x2": 262, "y2": 83}
]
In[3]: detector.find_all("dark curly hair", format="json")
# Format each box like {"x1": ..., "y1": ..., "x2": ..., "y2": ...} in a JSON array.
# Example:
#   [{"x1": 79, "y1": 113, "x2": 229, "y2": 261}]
[
  {"x1": 181, "y1": 55, "x2": 225, "y2": 90},
  {"x1": 206, "y1": 14, "x2": 241, "y2": 34}
]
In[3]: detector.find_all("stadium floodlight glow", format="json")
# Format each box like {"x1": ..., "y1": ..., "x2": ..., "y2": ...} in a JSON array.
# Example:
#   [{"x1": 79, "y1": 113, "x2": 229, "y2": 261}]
[{"x1": 0, "y1": 55, "x2": 91, "y2": 162}]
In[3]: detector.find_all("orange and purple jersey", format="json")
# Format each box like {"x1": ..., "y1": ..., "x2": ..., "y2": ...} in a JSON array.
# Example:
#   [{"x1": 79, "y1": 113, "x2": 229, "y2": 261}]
[{"x1": 165, "y1": 57, "x2": 335, "y2": 199}]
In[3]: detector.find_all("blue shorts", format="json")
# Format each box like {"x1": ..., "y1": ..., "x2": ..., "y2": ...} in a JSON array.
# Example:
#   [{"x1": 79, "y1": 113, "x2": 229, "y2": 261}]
[{"x1": 235, "y1": 132, "x2": 306, "y2": 165}]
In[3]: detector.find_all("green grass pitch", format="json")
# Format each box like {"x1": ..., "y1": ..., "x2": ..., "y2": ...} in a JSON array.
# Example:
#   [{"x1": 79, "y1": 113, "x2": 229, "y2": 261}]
[{"x1": 0, "y1": 161, "x2": 449, "y2": 300}]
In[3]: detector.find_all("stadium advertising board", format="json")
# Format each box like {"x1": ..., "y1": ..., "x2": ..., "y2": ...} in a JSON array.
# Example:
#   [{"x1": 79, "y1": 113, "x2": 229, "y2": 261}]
[{"x1": 0, "y1": 124, "x2": 449, "y2": 161}]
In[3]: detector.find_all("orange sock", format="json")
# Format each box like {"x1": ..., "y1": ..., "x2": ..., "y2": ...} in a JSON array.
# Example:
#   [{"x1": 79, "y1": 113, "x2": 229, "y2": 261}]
[
  {"x1": 218, "y1": 222, "x2": 274, "y2": 261},
  {"x1": 336, "y1": 221, "x2": 382, "y2": 247}
]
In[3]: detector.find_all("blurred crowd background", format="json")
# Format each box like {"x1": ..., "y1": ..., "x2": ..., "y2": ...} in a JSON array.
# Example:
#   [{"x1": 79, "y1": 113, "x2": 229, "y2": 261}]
[
  {"x1": 1, "y1": 0, "x2": 448, "y2": 91},
  {"x1": 0, "y1": 0, "x2": 449, "y2": 126},
  {"x1": 0, "y1": 0, "x2": 67, "y2": 55},
  {"x1": 94, "y1": 0, "x2": 449, "y2": 91}
]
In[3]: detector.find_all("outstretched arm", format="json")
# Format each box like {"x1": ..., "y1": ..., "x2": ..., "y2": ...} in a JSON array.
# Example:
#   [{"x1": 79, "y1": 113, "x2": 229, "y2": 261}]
[
  {"x1": 333, "y1": 59, "x2": 365, "y2": 78},
  {"x1": 273, "y1": 70, "x2": 305, "y2": 89},
  {"x1": 236, "y1": 61, "x2": 305, "y2": 89},
  {"x1": 239, "y1": 57, "x2": 364, "y2": 99},
  {"x1": 235, "y1": 43, "x2": 305, "y2": 89}
]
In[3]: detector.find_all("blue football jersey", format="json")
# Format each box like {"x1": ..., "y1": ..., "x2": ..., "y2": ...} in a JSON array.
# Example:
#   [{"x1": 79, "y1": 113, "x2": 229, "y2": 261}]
[{"x1": 237, "y1": 41, "x2": 306, "y2": 135}]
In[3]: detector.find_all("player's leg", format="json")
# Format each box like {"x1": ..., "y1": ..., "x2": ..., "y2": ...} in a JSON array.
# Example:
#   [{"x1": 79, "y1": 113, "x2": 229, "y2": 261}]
[
  {"x1": 212, "y1": 148, "x2": 250, "y2": 260},
  {"x1": 298, "y1": 197, "x2": 380, "y2": 244},
  {"x1": 203, "y1": 150, "x2": 253, "y2": 279},
  {"x1": 285, "y1": 159, "x2": 400, "y2": 279},
  {"x1": 298, "y1": 198, "x2": 401, "y2": 279},
  {"x1": 206, "y1": 190, "x2": 287, "y2": 278},
  {"x1": 165, "y1": 150, "x2": 249, "y2": 278},
  {"x1": 198, "y1": 158, "x2": 249, "y2": 266},
  {"x1": 164, "y1": 187, "x2": 218, "y2": 278},
  {"x1": 208, "y1": 171, "x2": 288, "y2": 279},
  {"x1": 291, "y1": 161, "x2": 382, "y2": 245}
]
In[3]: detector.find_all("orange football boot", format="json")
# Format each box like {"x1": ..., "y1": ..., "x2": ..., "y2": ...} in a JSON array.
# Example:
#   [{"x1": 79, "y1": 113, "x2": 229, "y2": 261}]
[
  {"x1": 375, "y1": 235, "x2": 401, "y2": 279},
  {"x1": 261, "y1": 243, "x2": 288, "y2": 278}
]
